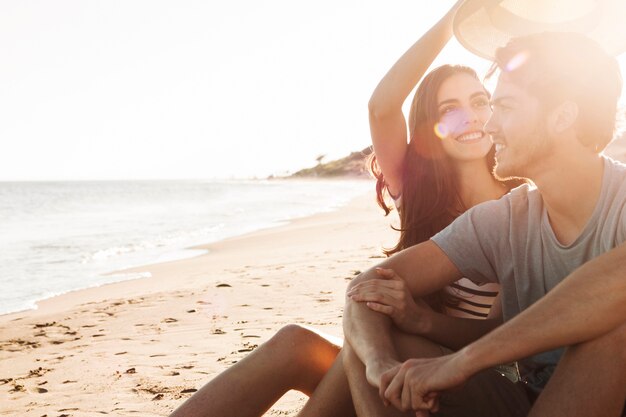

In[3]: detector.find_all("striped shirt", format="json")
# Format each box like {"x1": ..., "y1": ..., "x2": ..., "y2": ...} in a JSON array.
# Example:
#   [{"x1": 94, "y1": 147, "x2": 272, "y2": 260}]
[
  {"x1": 443, "y1": 278, "x2": 499, "y2": 319},
  {"x1": 392, "y1": 195, "x2": 500, "y2": 319}
]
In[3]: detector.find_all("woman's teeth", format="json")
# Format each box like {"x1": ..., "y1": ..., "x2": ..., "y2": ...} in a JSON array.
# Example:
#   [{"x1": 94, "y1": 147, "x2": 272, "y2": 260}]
[{"x1": 456, "y1": 132, "x2": 483, "y2": 142}]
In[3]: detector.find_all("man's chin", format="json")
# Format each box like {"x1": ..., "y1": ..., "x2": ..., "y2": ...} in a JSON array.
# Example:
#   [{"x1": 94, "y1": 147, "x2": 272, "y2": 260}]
[{"x1": 493, "y1": 163, "x2": 522, "y2": 182}]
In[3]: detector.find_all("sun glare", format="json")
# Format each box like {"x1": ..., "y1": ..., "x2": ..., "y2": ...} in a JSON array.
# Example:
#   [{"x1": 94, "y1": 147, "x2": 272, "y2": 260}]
[
  {"x1": 300, "y1": 325, "x2": 344, "y2": 347},
  {"x1": 505, "y1": 51, "x2": 530, "y2": 72},
  {"x1": 434, "y1": 122, "x2": 450, "y2": 139}
]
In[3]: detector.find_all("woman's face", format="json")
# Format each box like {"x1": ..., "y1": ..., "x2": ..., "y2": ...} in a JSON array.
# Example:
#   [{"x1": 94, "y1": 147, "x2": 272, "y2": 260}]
[{"x1": 435, "y1": 72, "x2": 493, "y2": 162}]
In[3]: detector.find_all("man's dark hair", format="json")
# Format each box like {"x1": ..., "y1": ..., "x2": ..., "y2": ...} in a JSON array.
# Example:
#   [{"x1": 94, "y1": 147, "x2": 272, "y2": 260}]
[{"x1": 487, "y1": 32, "x2": 622, "y2": 152}]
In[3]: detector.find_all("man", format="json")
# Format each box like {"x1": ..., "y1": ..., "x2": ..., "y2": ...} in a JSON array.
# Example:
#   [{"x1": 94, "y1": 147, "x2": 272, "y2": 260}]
[{"x1": 343, "y1": 32, "x2": 626, "y2": 416}]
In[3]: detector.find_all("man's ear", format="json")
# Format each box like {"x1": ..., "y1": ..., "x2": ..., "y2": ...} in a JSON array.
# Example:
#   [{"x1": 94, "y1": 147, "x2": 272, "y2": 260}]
[{"x1": 549, "y1": 101, "x2": 579, "y2": 134}]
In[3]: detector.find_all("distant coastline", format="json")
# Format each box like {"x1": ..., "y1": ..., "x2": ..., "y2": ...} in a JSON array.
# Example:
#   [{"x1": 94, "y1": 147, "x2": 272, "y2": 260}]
[
  {"x1": 281, "y1": 147, "x2": 373, "y2": 179},
  {"x1": 283, "y1": 130, "x2": 626, "y2": 180}
]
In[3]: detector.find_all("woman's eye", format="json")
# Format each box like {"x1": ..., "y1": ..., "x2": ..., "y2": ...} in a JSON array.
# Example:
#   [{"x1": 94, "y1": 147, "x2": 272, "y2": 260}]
[
  {"x1": 473, "y1": 98, "x2": 490, "y2": 108},
  {"x1": 440, "y1": 106, "x2": 457, "y2": 115}
]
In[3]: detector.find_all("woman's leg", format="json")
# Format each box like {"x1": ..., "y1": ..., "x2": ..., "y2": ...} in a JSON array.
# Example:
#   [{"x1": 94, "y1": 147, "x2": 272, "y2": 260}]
[
  {"x1": 342, "y1": 331, "x2": 444, "y2": 417},
  {"x1": 297, "y1": 349, "x2": 356, "y2": 417},
  {"x1": 169, "y1": 324, "x2": 341, "y2": 417}
]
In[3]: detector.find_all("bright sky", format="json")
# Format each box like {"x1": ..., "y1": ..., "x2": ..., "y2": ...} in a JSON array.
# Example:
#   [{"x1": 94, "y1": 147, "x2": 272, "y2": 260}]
[{"x1": 2, "y1": 1, "x2": 625, "y2": 181}]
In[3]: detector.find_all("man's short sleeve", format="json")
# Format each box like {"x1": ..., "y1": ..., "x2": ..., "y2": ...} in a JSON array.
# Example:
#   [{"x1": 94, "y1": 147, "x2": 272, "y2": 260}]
[
  {"x1": 431, "y1": 198, "x2": 512, "y2": 284},
  {"x1": 618, "y1": 203, "x2": 626, "y2": 244}
]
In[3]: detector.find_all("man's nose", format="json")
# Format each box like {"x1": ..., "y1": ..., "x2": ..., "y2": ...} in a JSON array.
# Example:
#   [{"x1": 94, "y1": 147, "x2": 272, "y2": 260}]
[{"x1": 484, "y1": 113, "x2": 498, "y2": 136}]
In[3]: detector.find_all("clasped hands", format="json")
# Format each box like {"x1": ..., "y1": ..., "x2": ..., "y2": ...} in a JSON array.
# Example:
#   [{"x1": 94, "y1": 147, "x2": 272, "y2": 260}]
[{"x1": 347, "y1": 267, "x2": 468, "y2": 415}]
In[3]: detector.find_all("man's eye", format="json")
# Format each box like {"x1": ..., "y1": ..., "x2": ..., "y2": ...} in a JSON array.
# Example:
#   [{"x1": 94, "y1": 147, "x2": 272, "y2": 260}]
[{"x1": 493, "y1": 104, "x2": 511, "y2": 112}]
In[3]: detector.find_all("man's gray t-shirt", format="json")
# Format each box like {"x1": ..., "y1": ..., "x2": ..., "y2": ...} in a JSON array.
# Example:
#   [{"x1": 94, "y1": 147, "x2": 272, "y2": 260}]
[{"x1": 431, "y1": 156, "x2": 626, "y2": 392}]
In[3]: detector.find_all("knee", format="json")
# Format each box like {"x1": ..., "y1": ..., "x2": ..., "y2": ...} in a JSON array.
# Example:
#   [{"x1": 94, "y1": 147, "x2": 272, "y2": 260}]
[
  {"x1": 267, "y1": 324, "x2": 338, "y2": 368},
  {"x1": 341, "y1": 342, "x2": 361, "y2": 372},
  {"x1": 268, "y1": 324, "x2": 315, "y2": 354}
]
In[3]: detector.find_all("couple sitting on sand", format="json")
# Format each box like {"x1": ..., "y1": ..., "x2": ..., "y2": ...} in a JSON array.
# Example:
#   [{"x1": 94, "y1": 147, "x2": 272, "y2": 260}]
[{"x1": 171, "y1": 1, "x2": 626, "y2": 416}]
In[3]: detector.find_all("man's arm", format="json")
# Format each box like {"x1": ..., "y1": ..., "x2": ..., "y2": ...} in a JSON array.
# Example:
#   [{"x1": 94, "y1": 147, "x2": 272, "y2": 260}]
[
  {"x1": 381, "y1": 242, "x2": 626, "y2": 412},
  {"x1": 347, "y1": 268, "x2": 503, "y2": 350},
  {"x1": 342, "y1": 240, "x2": 462, "y2": 387},
  {"x1": 461, "y1": 240, "x2": 626, "y2": 373}
]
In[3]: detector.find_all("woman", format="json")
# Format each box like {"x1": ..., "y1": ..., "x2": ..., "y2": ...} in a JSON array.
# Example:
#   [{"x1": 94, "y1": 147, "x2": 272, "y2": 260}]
[{"x1": 169, "y1": 2, "x2": 517, "y2": 416}]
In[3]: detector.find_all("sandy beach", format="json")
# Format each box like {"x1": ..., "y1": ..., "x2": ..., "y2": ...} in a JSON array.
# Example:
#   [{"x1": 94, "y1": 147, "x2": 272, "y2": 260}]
[{"x1": 0, "y1": 192, "x2": 398, "y2": 417}]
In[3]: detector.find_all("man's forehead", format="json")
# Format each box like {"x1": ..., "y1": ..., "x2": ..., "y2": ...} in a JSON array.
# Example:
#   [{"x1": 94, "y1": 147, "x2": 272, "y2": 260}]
[{"x1": 491, "y1": 75, "x2": 528, "y2": 102}]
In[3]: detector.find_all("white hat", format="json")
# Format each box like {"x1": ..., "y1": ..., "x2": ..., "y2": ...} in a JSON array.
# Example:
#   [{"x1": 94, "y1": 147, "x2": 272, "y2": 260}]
[{"x1": 453, "y1": 0, "x2": 626, "y2": 59}]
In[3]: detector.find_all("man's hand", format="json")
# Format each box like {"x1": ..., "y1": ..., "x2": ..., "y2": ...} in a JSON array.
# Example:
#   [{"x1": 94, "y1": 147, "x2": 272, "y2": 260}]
[
  {"x1": 379, "y1": 353, "x2": 472, "y2": 414},
  {"x1": 347, "y1": 267, "x2": 432, "y2": 334}
]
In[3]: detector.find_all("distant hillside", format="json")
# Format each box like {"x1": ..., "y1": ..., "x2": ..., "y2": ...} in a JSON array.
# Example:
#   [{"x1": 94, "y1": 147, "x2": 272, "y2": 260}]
[
  {"x1": 289, "y1": 147, "x2": 373, "y2": 178},
  {"x1": 285, "y1": 132, "x2": 626, "y2": 180}
]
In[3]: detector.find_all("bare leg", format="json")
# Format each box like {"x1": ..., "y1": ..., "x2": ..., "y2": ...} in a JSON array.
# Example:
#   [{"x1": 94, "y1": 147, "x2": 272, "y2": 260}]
[
  {"x1": 343, "y1": 330, "x2": 445, "y2": 417},
  {"x1": 298, "y1": 349, "x2": 356, "y2": 417},
  {"x1": 170, "y1": 324, "x2": 340, "y2": 417},
  {"x1": 530, "y1": 323, "x2": 626, "y2": 417},
  {"x1": 344, "y1": 329, "x2": 531, "y2": 417}
]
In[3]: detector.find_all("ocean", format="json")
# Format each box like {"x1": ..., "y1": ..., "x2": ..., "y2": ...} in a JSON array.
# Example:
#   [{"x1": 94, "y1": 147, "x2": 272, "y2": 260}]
[{"x1": 0, "y1": 179, "x2": 373, "y2": 315}]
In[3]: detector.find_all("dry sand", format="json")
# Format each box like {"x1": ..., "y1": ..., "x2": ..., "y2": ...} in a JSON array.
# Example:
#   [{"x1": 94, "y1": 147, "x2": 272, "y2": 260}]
[{"x1": 0, "y1": 192, "x2": 398, "y2": 417}]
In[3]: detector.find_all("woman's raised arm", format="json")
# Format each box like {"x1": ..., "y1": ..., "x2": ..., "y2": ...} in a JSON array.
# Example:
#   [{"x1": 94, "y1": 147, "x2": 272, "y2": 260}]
[{"x1": 368, "y1": 0, "x2": 464, "y2": 197}]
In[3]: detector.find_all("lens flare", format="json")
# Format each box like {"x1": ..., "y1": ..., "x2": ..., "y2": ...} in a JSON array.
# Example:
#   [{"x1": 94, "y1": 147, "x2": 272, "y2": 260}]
[
  {"x1": 434, "y1": 122, "x2": 450, "y2": 139},
  {"x1": 505, "y1": 51, "x2": 529, "y2": 72}
]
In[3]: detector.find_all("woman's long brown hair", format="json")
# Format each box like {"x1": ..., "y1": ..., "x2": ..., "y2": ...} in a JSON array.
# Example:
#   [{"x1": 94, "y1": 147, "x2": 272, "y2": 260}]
[{"x1": 369, "y1": 65, "x2": 516, "y2": 312}]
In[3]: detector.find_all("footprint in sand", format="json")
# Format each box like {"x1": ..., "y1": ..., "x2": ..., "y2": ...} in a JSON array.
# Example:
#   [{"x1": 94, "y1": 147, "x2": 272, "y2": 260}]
[
  {"x1": 237, "y1": 341, "x2": 259, "y2": 353},
  {"x1": 27, "y1": 367, "x2": 50, "y2": 377},
  {"x1": 1, "y1": 339, "x2": 41, "y2": 351},
  {"x1": 9, "y1": 383, "x2": 25, "y2": 393},
  {"x1": 33, "y1": 322, "x2": 57, "y2": 329},
  {"x1": 181, "y1": 388, "x2": 197, "y2": 394},
  {"x1": 161, "y1": 318, "x2": 178, "y2": 323}
]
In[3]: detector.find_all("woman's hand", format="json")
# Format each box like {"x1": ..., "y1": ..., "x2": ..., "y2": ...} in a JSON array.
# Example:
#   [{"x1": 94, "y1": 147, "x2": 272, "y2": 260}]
[{"x1": 347, "y1": 267, "x2": 433, "y2": 334}]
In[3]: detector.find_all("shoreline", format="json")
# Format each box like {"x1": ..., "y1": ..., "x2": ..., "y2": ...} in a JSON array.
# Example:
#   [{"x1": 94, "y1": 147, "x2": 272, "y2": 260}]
[
  {"x1": 1, "y1": 181, "x2": 374, "y2": 319},
  {"x1": 0, "y1": 192, "x2": 398, "y2": 416}
]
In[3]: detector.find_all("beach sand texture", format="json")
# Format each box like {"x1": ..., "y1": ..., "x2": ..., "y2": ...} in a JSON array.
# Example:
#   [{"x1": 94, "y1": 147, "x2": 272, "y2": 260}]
[{"x1": 0, "y1": 193, "x2": 398, "y2": 416}]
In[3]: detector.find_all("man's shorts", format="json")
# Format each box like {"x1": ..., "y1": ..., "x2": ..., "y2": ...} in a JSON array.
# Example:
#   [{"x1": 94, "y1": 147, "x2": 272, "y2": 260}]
[
  {"x1": 432, "y1": 368, "x2": 626, "y2": 417},
  {"x1": 434, "y1": 369, "x2": 532, "y2": 417}
]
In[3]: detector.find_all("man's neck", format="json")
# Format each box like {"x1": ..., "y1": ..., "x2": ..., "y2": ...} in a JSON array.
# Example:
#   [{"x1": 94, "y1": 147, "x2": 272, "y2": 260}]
[{"x1": 532, "y1": 151, "x2": 605, "y2": 246}]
